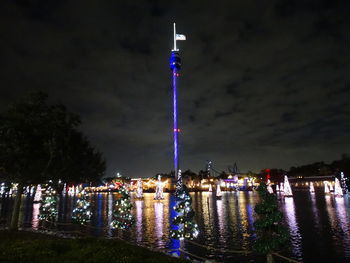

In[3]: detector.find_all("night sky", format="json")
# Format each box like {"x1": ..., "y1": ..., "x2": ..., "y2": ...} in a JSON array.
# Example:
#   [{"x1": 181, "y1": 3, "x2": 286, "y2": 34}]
[{"x1": 1, "y1": 1, "x2": 350, "y2": 178}]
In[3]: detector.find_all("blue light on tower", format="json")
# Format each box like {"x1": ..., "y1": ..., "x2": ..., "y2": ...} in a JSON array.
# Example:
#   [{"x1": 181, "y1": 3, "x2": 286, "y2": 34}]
[
  {"x1": 168, "y1": 23, "x2": 186, "y2": 255},
  {"x1": 170, "y1": 51, "x2": 181, "y2": 178},
  {"x1": 170, "y1": 23, "x2": 185, "y2": 180}
]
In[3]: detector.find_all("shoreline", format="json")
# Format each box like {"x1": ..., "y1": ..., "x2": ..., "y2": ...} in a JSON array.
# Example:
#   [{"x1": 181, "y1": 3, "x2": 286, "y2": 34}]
[{"x1": 0, "y1": 229, "x2": 191, "y2": 263}]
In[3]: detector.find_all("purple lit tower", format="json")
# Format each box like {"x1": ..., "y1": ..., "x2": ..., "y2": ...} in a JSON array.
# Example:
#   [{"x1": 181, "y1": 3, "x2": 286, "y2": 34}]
[{"x1": 170, "y1": 23, "x2": 186, "y2": 180}]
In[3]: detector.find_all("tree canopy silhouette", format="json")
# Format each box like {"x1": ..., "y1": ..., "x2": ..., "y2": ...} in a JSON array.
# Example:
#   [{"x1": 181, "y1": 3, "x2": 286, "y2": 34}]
[
  {"x1": 0, "y1": 91, "x2": 105, "y2": 230},
  {"x1": 0, "y1": 91, "x2": 105, "y2": 184}
]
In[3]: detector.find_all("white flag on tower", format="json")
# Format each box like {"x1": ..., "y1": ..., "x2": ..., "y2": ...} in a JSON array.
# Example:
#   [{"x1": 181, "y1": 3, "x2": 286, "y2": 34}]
[{"x1": 176, "y1": 34, "x2": 186, "y2": 40}]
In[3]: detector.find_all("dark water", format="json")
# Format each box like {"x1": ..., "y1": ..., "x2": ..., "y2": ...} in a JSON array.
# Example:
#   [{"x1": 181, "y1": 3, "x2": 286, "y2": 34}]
[{"x1": 1, "y1": 190, "x2": 350, "y2": 262}]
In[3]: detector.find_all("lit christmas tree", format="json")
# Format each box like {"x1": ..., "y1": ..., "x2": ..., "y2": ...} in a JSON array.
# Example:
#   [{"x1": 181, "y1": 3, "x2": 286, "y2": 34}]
[
  {"x1": 216, "y1": 181, "x2": 222, "y2": 199},
  {"x1": 266, "y1": 179, "x2": 274, "y2": 194},
  {"x1": 30, "y1": 185, "x2": 35, "y2": 195},
  {"x1": 74, "y1": 185, "x2": 80, "y2": 195},
  {"x1": 0, "y1": 183, "x2": 5, "y2": 195},
  {"x1": 324, "y1": 181, "x2": 330, "y2": 194},
  {"x1": 62, "y1": 183, "x2": 67, "y2": 195},
  {"x1": 329, "y1": 182, "x2": 334, "y2": 192},
  {"x1": 170, "y1": 170, "x2": 199, "y2": 240},
  {"x1": 39, "y1": 185, "x2": 58, "y2": 222},
  {"x1": 33, "y1": 184, "x2": 42, "y2": 202},
  {"x1": 135, "y1": 178, "x2": 143, "y2": 199},
  {"x1": 334, "y1": 178, "x2": 344, "y2": 197},
  {"x1": 254, "y1": 182, "x2": 289, "y2": 263},
  {"x1": 9, "y1": 183, "x2": 18, "y2": 195},
  {"x1": 110, "y1": 184, "x2": 134, "y2": 230},
  {"x1": 154, "y1": 175, "x2": 164, "y2": 200},
  {"x1": 309, "y1": 182, "x2": 315, "y2": 193},
  {"x1": 340, "y1": 172, "x2": 349, "y2": 194},
  {"x1": 283, "y1": 175, "x2": 293, "y2": 197},
  {"x1": 68, "y1": 186, "x2": 74, "y2": 195},
  {"x1": 72, "y1": 189, "x2": 92, "y2": 225}
]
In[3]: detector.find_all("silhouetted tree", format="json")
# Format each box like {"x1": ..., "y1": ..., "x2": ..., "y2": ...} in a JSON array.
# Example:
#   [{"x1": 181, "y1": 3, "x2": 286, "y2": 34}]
[
  {"x1": 0, "y1": 91, "x2": 105, "y2": 230},
  {"x1": 182, "y1": 169, "x2": 197, "y2": 178},
  {"x1": 198, "y1": 169, "x2": 209, "y2": 179}
]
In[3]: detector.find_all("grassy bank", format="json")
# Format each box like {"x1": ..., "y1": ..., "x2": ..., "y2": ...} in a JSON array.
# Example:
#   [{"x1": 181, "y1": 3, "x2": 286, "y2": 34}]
[{"x1": 0, "y1": 230, "x2": 188, "y2": 263}]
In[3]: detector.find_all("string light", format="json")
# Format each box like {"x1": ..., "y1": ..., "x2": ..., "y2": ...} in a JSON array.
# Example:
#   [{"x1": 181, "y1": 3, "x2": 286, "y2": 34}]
[
  {"x1": 72, "y1": 189, "x2": 92, "y2": 225},
  {"x1": 154, "y1": 175, "x2": 164, "y2": 200},
  {"x1": 110, "y1": 184, "x2": 134, "y2": 230},
  {"x1": 340, "y1": 172, "x2": 349, "y2": 194},
  {"x1": 135, "y1": 178, "x2": 144, "y2": 199},
  {"x1": 170, "y1": 170, "x2": 199, "y2": 240},
  {"x1": 39, "y1": 184, "x2": 58, "y2": 222}
]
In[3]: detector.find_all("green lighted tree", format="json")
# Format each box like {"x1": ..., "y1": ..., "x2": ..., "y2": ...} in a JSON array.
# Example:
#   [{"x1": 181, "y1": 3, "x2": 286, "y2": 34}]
[
  {"x1": 72, "y1": 190, "x2": 92, "y2": 225},
  {"x1": 253, "y1": 182, "x2": 289, "y2": 263},
  {"x1": 110, "y1": 184, "x2": 134, "y2": 230},
  {"x1": 39, "y1": 185, "x2": 58, "y2": 222},
  {"x1": 170, "y1": 179, "x2": 199, "y2": 240}
]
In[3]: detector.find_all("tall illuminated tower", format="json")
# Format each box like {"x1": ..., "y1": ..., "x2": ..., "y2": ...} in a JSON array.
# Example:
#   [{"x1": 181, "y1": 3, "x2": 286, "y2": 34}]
[{"x1": 170, "y1": 23, "x2": 186, "y2": 180}]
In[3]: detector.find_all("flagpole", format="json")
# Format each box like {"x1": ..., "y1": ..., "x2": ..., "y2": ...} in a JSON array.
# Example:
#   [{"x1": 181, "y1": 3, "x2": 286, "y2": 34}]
[{"x1": 173, "y1": 22, "x2": 177, "y2": 51}]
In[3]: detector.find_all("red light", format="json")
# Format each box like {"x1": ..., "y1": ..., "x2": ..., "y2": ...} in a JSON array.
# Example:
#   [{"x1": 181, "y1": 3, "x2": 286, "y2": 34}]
[{"x1": 265, "y1": 169, "x2": 271, "y2": 181}]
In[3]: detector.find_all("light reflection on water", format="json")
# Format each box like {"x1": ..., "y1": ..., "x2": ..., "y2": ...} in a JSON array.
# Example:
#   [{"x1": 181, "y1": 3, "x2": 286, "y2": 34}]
[
  {"x1": 154, "y1": 201, "x2": 164, "y2": 247},
  {"x1": 282, "y1": 197, "x2": 303, "y2": 260},
  {"x1": 310, "y1": 193, "x2": 320, "y2": 227},
  {"x1": 107, "y1": 192, "x2": 113, "y2": 236},
  {"x1": 31, "y1": 203, "x2": 40, "y2": 230},
  {"x1": 135, "y1": 200, "x2": 143, "y2": 244},
  {"x1": 1, "y1": 190, "x2": 350, "y2": 262},
  {"x1": 216, "y1": 198, "x2": 225, "y2": 245},
  {"x1": 334, "y1": 197, "x2": 350, "y2": 258}
]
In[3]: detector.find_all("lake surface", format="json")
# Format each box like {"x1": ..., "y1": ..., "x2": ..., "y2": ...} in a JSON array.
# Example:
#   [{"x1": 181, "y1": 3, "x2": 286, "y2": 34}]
[{"x1": 1, "y1": 189, "x2": 350, "y2": 262}]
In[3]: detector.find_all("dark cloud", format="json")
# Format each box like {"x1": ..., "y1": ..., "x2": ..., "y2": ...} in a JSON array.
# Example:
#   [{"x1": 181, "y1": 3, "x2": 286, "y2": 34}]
[{"x1": 1, "y1": 0, "x2": 350, "y2": 177}]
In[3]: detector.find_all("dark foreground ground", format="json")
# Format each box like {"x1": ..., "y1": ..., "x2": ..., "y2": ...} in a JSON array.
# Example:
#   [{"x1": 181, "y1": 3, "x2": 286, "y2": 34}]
[{"x1": 0, "y1": 230, "x2": 189, "y2": 263}]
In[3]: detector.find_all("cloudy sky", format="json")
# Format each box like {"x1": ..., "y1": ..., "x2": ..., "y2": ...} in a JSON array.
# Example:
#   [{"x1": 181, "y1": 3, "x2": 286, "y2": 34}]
[{"x1": 1, "y1": 0, "x2": 350, "y2": 177}]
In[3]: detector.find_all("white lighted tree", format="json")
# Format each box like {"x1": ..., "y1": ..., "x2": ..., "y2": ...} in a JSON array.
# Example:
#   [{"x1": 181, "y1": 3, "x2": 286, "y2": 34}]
[
  {"x1": 266, "y1": 179, "x2": 274, "y2": 194},
  {"x1": 324, "y1": 181, "x2": 330, "y2": 194},
  {"x1": 216, "y1": 181, "x2": 222, "y2": 199},
  {"x1": 154, "y1": 175, "x2": 164, "y2": 200},
  {"x1": 309, "y1": 182, "x2": 315, "y2": 193},
  {"x1": 340, "y1": 172, "x2": 349, "y2": 194},
  {"x1": 334, "y1": 178, "x2": 343, "y2": 197},
  {"x1": 34, "y1": 184, "x2": 42, "y2": 202},
  {"x1": 283, "y1": 176, "x2": 293, "y2": 197},
  {"x1": 135, "y1": 178, "x2": 143, "y2": 199}
]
